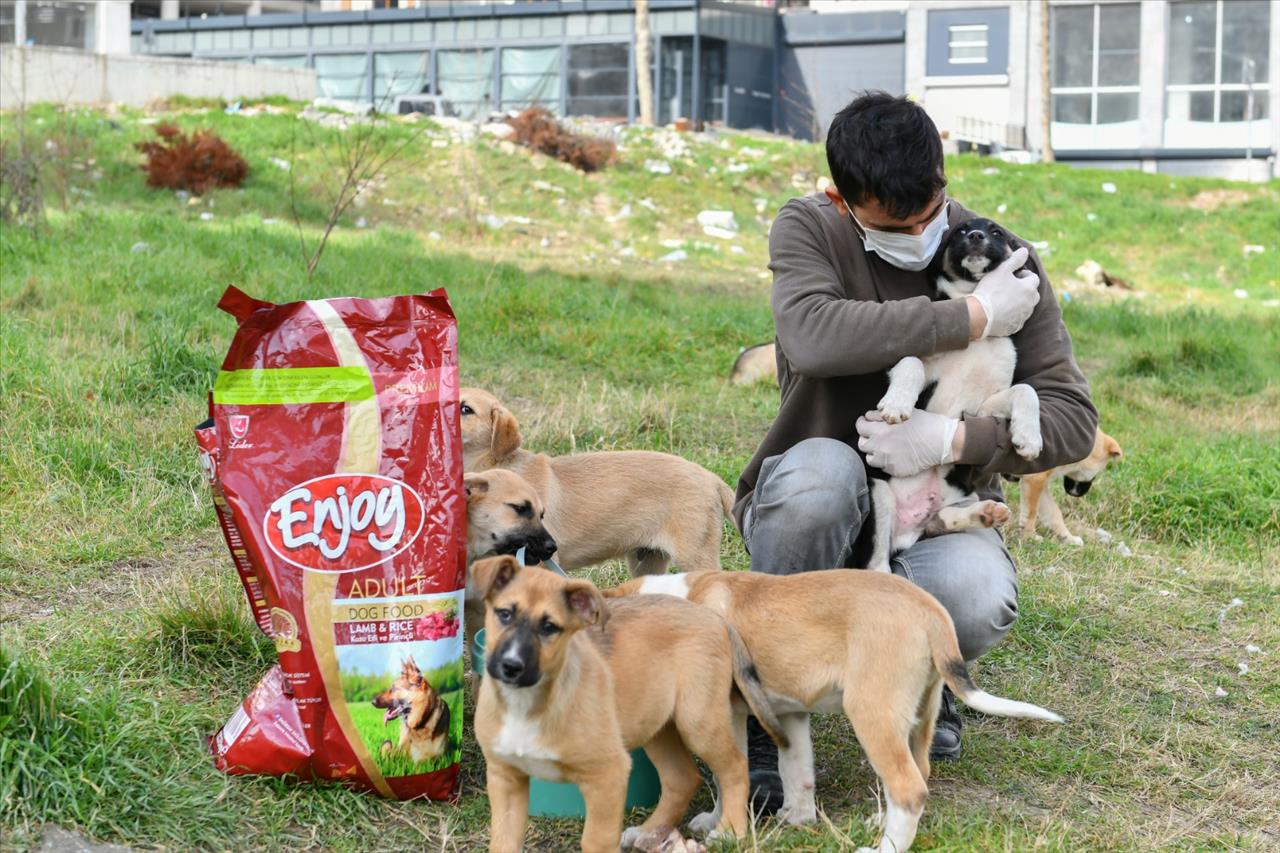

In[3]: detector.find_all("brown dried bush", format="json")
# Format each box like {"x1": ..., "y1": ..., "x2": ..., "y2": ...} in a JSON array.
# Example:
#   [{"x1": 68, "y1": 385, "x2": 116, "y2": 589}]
[
  {"x1": 507, "y1": 107, "x2": 615, "y2": 173},
  {"x1": 134, "y1": 123, "x2": 248, "y2": 193}
]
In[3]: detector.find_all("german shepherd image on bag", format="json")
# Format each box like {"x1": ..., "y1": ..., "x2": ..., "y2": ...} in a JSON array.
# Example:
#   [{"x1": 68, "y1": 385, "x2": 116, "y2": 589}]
[{"x1": 373, "y1": 656, "x2": 452, "y2": 764}]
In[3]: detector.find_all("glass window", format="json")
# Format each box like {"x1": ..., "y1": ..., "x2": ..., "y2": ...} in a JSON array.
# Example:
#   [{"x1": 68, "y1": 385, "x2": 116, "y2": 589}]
[
  {"x1": 1166, "y1": 0, "x2": 1271, "y2": 128},
  {"x1": 1, "y1": 2, "x2": 16, "y2": 43},
  {"x1": 314, "y1": 53, "x2": 370, "y2": 101},
  {"x1": 501, "y1": 46, "x2": 561, "y2": 111},
  {"x1": 437, "y1": 48, "x2": 496, "y2": 120},
  {"x1": 24, "y1": 1, "x2": 95, "y2": 50},
  {"x1": 194, "y1": 30, "x2": 213, "y2": 51},
  {"x1": 1168, "y1": 0, "x2": 1217, "y2": 85},
  {"x1": 375, "y1": 51, "x2": 431, "y2": 104},
  {"x1": 1051, "y1": 4, "x2": 1140, "y2": 127},
  {"x1": 948, "y1": 24, "x2": 987, "y2": 64},
  {"x1": 567, "y1": 42, "x2": 629, "y2": 118},
  {"x1": 256, "y1": 54, "x2": 308, "y2": 69}
]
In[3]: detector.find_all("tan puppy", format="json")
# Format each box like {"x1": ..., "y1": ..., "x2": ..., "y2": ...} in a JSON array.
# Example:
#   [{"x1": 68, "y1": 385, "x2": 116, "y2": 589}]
[
  {"x1": 472, "y1": 556, "x2": 787, "y2": 853},
  {"x1": 729, "y1": 342, "x2": 778, "y2": 386},
  {"x1": 460, "y1": 387, "x2": 733, "y2": 574},
  {"x1": 1017, "y1": 428, "x2": 1123, "y2": 545},
  {"x1": 607, "y1": 570, "x2": 1061, "y2": 853},
  {"x1": 464, "y1": 468, "x2": 558, "y2": 650}
]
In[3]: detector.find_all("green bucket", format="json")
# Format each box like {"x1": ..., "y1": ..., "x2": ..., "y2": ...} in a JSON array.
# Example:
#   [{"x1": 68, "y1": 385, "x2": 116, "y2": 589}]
[{"x1": 471, "y1": 628, "x2": 661, "y2": 818}]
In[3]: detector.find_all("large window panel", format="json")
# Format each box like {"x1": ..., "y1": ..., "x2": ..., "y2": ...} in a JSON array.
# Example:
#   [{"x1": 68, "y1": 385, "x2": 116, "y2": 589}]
[
  {"x1": 1221, "y1": 0, "x2": 1270, "y2": 84},
  {"x1": 1052, "y1": 4, "x2": 1093, "y2": 88},
  {"x1": 567, "y1": 43, "x2": 630, "y2": 118},
  {"x1": 1168, "y1": 0, "x2": 1218, "y2": 85},
  {"x1": 375, "y1": 52, "x2": 431, "y2": 104},
  {"x1": 314, "y1": 53, "x2": 370, "y2": 101},
  {"x1": 437, "y1": 49, "x2": 496, "y2": 121},
  {"x1": 501, "y1": 47, "x2": 561, "y2": 111},
  {"x1": 1050, "y1": 2, "x2": 1140, "y2": 139},
  {"x1": 1097, "y1": 3, "x2": 1139, "y2": 86},
  {"x1": 1165, "y1": 0, "x2": 1271, "y2": 142}
]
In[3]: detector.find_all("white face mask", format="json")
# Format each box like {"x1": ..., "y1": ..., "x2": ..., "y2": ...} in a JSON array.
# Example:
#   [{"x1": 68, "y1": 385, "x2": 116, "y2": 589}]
[{"x1": 852, "y1": 201, "x2": 949, "y2": 272}]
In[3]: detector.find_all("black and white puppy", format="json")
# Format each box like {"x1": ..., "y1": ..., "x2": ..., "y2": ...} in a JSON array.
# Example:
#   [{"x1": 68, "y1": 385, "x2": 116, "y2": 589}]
[{"x1": 854, "y1": 218, "x2": 1043, "y2": 572}]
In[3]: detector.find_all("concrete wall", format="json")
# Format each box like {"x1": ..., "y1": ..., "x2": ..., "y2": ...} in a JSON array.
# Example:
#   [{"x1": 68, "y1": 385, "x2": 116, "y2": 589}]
[{"x1": 0, "y1": 45, "x2": 316, "y2": 108}]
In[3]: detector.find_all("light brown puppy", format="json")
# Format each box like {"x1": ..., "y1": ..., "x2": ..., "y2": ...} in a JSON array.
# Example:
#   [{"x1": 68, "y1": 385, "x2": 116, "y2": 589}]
[
  {"x1": 607, "y1": 570, "x2": 1061, "y2": 853},
  {"x1": 1017, "y1": 428, "x2": 1123, "y2": 545},
  {"x1": 472, "y1": 556, "x2": 786, "y2": 853},
  {"x1": 463, "y1": 469, "x2": 558, "y2": 651},
  {"x1": 729, "y1": 342, "x2": 778, "y2": 386},
  {"x1": 460, "y1": 387, "x2": 734, "y2": 575}
]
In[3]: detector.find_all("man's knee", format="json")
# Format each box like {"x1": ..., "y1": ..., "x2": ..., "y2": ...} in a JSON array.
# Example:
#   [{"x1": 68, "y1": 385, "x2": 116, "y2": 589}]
[
  {"x1": 753, "y1": 438, "x2": 866, "y2": 533},
  {"x1": 895, "y1": 529, "x2": 1018, "y2": 661}
]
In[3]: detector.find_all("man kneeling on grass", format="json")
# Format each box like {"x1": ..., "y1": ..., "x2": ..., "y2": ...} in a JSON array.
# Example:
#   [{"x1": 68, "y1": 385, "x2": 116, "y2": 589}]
[{"x1": 733, "y1": 92, "x2": 1097, "y2": 809}]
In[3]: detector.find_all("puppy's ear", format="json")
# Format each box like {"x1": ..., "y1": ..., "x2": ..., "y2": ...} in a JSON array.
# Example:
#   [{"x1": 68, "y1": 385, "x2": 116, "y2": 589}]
[
  {"x1": 563, "y1": 580, "x2": 608, "y2": 630},
  {"x1": 463, "y1": 473, "x2": 489, "y2": 501},
  {"x1": 472, "y1": 555, "x2": 520, "y2": 601},
  {"x1": 491, "y1": 405, "x2": 522, "y2": 461},
  {"x1": 1102, "y1": 433, "x2": 1123, "y2": 460}
]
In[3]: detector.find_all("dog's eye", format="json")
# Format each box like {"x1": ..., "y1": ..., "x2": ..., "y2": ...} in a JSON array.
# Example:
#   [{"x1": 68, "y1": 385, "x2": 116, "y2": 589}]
[
  {"x1": 991, "y1": 229, "x2": 1003, "y2": 238},
  {"x1": 508, "y1": 502, "x2": 533, "y2": 519},
  {"x1": 539, "y1": 618, "x2": 561, "y2": 637},
  {"x1": 460, "y1": 403, "x2": 474, "y2": 416},
  {"x1": 494, "y1": 608, "x2": 513, "y2": 625}
]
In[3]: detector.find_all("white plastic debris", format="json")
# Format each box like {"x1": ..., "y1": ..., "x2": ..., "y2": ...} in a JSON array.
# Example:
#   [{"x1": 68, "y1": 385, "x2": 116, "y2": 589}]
[
  {"x1": 539, "y1": 236, "x2": 551, "y2": 248},
  {"x1": 702, "y1": 225, "x2": 738, "y2": 240},
  {"x1": 754, "y1": 197, "x2": 768, "y2": 214},
  {"x1": 996, "y1": 203, "x2": 1008, "y2": 214},
  {"x1": 1102, "y1": 182, "x2": 1117, "y2": 193},
  {"x1": 1218, "y1": 598, "x2": 1245, "y2": 621},
  {"x1": 606, "y1": 204, "x2": 632, "y2": 223},
  {"x1": 130, "y1": 241, "x2": 150, "y2": 254},
  {"x1": 1031, "y1": 240, "x2": 1051, "y2": 253},
  {"x1": 981, "y1": 167, "x2": 999, "y2": 176},
  {"x1": 531, "y1": 180, "x2": 565, "y2": 194},
  {"x1": 659, "y1": 239, "x2": 685, "y2": 249},
  {"x1": 1115, "y1": 542, "x2": 1133, "y2": 557},
  {"x1": 199, "y1": 211, "x2": 214, "y2": 221},
  {"x1": 1086, "y1": 212, "x2": 1098, "y2": 221},
  {"x1": 697, "y1": 210, "x2": 738, "y2": 231},
  {"x1": 509, "y1": 215, "x2": 533, "y2": 225},
  {"x1": 1094, "y1": 527, "x2": 1113, "y2": 543},
  {"x1": 1237, "y1": 662, "x2": 1249, "y2": 675},
  {"x1": 480, "y1": 121, "x2": 515, "y2": 140},
  {"x1": 1246, "y1": 644, "x2": 1261, "y2": 654},
  {"x1": 1214, "y1": 686, "x2": 1228, "y2": 697},
  {"x1": 1234, "y1": 289, "x2": 1249, "y2": 299},
  {"x1": 726, "y1": 162, "x2": 749, "y2": 173},
  {"x1": 659, "y1": 249, "x2": 687, "y2": 262},
  {"x1": 269, "y1": 157, "x2": 290, "y2": 171},
  {"x1": 1243, "y1": 244, "x2": 1265, "y2": 255},
  {"x1": 638, "y1": 198, "x2": 658, "y2": 212},
  {"x1": 478, "y1": 214, "x2": 506, "y2": 230},
  {"x1": 262, "y1": 217, "x2": 281, "y2": 226},
  {"x1": 730, "y1": 245, "x2": 746, "y2": 255},
  {"x1": 739, "y1": 145, "x2": 765, "y2": 159},
  {"x1": 645, "y1": 160, "x2": 672, "y2": 175},
  {"x1": 618, "y1": 246, "x2": 636, "y2": 257},
  {"x1": 1158, "y1": 590, "x2": 1172, "y2": 597},
  {"x1": 428, "y1": 230, "x2": 442, "y2": 240},
  {"x1": 431, "y1": 139, "x2": 450, "y2": 148},
  {"x1": 355, "y1": 217, "x2": 368, "y2": 229}
]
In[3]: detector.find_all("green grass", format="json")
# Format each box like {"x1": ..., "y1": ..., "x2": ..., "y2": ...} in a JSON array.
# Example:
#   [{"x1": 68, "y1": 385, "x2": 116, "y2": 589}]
[
  {"x1": 1, "y1": 100, "x2": 1278, "y2": 851},
  {"x1": 344, "y1": 690, "x2": 464, "y2": 779}
]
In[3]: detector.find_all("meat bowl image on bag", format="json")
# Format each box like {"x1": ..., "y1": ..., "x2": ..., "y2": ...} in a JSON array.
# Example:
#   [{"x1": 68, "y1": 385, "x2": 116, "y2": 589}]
[{"x1": 197, "y1": 285, "x2": 466, "y2": 800}]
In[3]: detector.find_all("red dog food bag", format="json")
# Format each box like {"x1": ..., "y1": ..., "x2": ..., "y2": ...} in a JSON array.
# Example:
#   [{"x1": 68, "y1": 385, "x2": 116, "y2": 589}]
[{"x1": 199, "y1": 285, "x2": 466, "y2": 800}]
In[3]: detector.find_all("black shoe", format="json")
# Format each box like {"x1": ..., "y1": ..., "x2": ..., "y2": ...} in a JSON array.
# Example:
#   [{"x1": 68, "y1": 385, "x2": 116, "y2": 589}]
[
  {"x1": 930, "y1": 686, "x2": 963, "y2": 761},
  {"x1": 746, "y1": 716, "x2": 785, "y2": 816}
]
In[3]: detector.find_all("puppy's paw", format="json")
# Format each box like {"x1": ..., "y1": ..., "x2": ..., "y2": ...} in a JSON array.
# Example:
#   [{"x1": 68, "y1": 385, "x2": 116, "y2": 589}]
[
  {"x1": 1012, "y1": 425, "x2": 1043, "y2": 460},
  {"x1": 978, "y1": 501, "x2": 1010, "y2": 528},
  {"x1": 687, "y1": 812, "x2": 718, "y2": 836},
  {"x1": 875, "y1": 392, "x2": 914, "y2": 424},
  {"x1": 778, "y1": 803, "x2": 817, "y2": 826},
  {"x1": 631, "y1": 827, "x2": 707, "y2": 853},
  {"x1": 1061, "y1": 533, "x2": 1084, "y2": 547},
  {"x1": 621, "y1": 827, "x2": 645, "y2": 850}
]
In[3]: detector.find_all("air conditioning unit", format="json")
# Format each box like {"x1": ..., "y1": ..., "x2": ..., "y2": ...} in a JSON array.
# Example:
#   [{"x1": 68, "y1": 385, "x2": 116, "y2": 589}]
[{"x1": 394, "y1": 94, "x2": 447, "y2": 117}]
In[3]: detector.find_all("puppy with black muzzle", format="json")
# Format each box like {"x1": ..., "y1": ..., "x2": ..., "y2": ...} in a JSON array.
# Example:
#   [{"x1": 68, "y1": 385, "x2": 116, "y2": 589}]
[
  {"x1": 1009, "y1": 427, "x2": 1123, "y2": 545},
  {"x1": 856, "y1": 218, "x2": 1044, "y2": 571},
  {"x1": 464, "y1": 468, "x2": 559, "y2": 650},
  {"x1": 606, "y1": 569, "x2": 1062, "y2": 853},
  {"x1": 472, "y1": 556, "x2": 787, "y2": 853}
]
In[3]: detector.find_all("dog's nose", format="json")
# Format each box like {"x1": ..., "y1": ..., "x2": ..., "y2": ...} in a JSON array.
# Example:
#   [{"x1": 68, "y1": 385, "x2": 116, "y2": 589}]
[
  {"x1": 966, "y1": 230, "x2": 986, "y2": 244},
  {"x1": 500, "y1": 659, "x2": 524, "y2": 680},
  {"x1": 541, "y1": 536, "x2": 557, "y2": 556}
]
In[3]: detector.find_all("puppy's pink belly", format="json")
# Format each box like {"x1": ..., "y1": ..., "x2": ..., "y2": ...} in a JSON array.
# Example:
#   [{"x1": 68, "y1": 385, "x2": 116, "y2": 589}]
[{"x1": 893, "y1": 478, "x2": 943, "y2": 533}]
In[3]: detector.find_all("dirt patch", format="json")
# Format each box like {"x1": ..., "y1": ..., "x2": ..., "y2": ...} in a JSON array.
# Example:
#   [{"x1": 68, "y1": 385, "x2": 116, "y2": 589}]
[{"x1": 1185, "y1": 189, "x2": 1254, "y2": 212}]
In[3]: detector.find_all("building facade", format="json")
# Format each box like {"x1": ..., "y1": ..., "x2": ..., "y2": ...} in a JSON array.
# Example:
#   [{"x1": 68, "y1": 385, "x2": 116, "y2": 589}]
[{"x1": 3, "y1": 1, "x2": 1274, "y2": 179}]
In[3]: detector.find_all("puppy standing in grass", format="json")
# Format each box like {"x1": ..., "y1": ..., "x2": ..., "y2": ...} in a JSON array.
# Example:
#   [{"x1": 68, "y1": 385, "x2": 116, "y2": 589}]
[
  {"x1": 472, "y1": 555, "x2": 786, "y2": 853},
  {"x1": 460, "y1": 387, "x2": 733, "y2": 574},
  {"x1": 606, "y1": 570, "x2": 1061, "y2": 853},
  {"x1": 1011, "y1": 427, "x2": 1123, "y2": 544}
]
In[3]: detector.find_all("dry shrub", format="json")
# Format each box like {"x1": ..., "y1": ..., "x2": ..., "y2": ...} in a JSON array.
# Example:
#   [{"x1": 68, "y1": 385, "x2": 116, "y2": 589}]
[
  {"x1": 507, "y1": 107, "x2": 615, "y2": 173},
  {"x1": 134, "y1": 124, "x2": 248, "y2": 193}
]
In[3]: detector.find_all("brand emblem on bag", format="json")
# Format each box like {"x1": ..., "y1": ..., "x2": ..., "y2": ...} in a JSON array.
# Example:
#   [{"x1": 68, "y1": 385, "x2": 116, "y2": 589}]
[
  {"x1": 263, "y1": 474, "x2": 425, "y2": 572},
  {"x1": 229, "y1": 415, "x2": 251, "y2": 440}
]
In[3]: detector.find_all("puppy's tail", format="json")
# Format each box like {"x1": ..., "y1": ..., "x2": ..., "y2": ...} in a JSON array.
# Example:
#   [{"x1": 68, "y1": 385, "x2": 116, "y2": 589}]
[
  {"x1": 726, "y1": 621, "x2": 789, "y2": 749},
  {"x1": 927, "y1": 613, "x2": 1063, "y2": 724},
  {"x1": 716, "y1": 480, "x2": 735, "y2": 520}
]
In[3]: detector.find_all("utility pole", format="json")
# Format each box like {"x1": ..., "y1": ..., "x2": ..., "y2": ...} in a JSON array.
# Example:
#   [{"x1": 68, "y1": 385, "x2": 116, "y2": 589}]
[
  {"x1": 635, "y1": 0, "x2": 654, "y2": 126},
  {"x1": 1040, "y1": 0, "x2": 1054, "y2": 162}
]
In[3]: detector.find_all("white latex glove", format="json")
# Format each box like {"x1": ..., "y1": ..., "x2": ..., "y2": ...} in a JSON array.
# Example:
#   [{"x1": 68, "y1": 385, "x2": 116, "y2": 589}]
[
  {"x1": 970, "y1": 247, "x2": 1041, "y2": 339},
  {"x1": 856, "y1": 409, "x2": 959, "y2": 477}
]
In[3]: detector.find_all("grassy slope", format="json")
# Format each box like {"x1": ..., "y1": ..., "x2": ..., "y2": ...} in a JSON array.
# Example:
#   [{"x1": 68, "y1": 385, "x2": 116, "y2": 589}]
[{"x1": 1, "y1": 102, "x2": 1277, "y2": 851}]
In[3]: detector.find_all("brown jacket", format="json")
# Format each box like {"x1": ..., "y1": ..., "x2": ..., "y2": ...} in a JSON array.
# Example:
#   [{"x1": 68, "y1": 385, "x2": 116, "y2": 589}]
[{"x1": 732, "y1": 193, "x2": 1097, "y2": 532}]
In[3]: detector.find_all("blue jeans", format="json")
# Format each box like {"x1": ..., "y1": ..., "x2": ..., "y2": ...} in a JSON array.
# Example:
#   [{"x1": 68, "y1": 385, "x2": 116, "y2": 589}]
[{"x1": 742, "y1": 437, "x2": 1018, "y2": 661}]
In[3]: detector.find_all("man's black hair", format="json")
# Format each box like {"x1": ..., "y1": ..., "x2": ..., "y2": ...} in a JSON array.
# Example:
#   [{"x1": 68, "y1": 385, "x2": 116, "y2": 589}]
[{"x1": 825, "y1": 91, "x2": 947, "y2": 220}]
